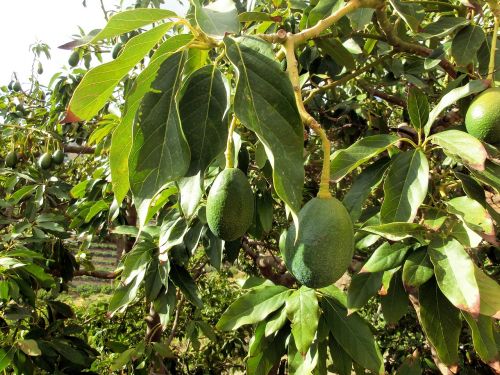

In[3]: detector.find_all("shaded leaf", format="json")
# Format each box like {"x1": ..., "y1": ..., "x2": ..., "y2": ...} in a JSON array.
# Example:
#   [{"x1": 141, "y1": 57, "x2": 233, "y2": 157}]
[
  {"x1": 389, "y1": 0, "x2": 424, "y2": 31},
  {"x1": 402, "y1": 248, "x2": 434, "y2": 288},
  {"x1": 347, "y1": 272, "x2": 383, "y2": 313},
  {"x1": 381, "y1": 271, "x2": 408, "y2": 323},
  {"x1": 420, "y1": 16, "x2": 469, "y2": 39},
  {"x1": 308, "y1": 0, "x2": 343, "y2": 27},
  {"x1": 451, "y1": 25, "x2": 485, "y2": 66},
  {"x1": 194, "y1": 0, "x2": 239, "y2": 37},
  {"x1": 474, "y1": 265, "x2": 500, "y2": 319},
  {"x1": 170, "y1": 264, "x2": 203, "y2": 309},
  {"x1": 463, "y1": 313, "x2": 499, "y2": 364}
]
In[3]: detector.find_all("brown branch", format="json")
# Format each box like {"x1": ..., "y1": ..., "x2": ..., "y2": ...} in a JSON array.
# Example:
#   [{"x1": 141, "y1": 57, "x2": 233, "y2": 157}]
[
  {"x1": 64, "y1": 144, "x2": 95, "y2": 154},
  {"x1": 375, "y1": 6, "x2": 457, "y2": 79},
  {"x1": 73, "y1": 269, "x2": 119, "y2": 279},
  {"x1": 358, "y1": 79, "x2": 407, "y2": 107}
]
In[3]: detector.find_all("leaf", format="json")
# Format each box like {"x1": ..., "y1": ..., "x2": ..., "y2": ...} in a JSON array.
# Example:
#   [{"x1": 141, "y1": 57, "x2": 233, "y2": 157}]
[
  {"x1": 447, "y1": 196, "x2": 494, "y2": 235},
  {"x1": 463, "y1": 313, "x2": 499, "y2": 364},
  {"x1": 17, "y1": 339, "x2": 42, "y2": 356},
  {"x1": 321, "y1": 296, "x2": 384, "y2": 374},
  {"x1": 380, "y1": 271, "x2": 408, "y2": 323},
  {"x1": 153, "y1": 284, "x2": 177, "y2": 328},
  {"x1": 238, "y1": 12, "x2": 278, "y2": 22},
  {"x1": 308, "y1": 0, "x2": 343, "y2": 27},
  {"x1": 204, "y1": 229, "x2": 224, "y2": 270},
  {"x1": 108, "y1": 277, "x2": 144, "y2": 315},
  {"x1": 247, "y1": 324, "x2": 288, "y2": 375},
  {"x1": 343, "y1": 158, "x2": 390, "y2": 222},
  {"x1": 89, "y1": 9, "x2": 178, "y2": 43},
  {"x1": 407, "y1": 86, "x2": 429, "y2": 130},
  {"x1": 288, "y1": 335, "x2": 319, "y2": 374},
  {"x1": 361, "y1": 223, "x2": 427, "y2": 242},
  {"x1": 194, "y1": 0, "x2": 239, "y2": 37},
  {"x1": 424, "y1": 80, "x2": 489, "y2": 136},
  {"x1": 264, "y1": 307, "x2": 287, "y2": 337},
  {"x1": 348, "y1": 8, "x2": 375, "y2": 31},
  {"x1": 224, "y1": 36, "x2": 304, "y2": 216},
  {"x1": 428, "y1": 236, "x2": 480, "y2": 317},
  {"x1": 0, "y1": 348, "x2": 10, "y2": 372},
  {"x1": 430, "y1": 130, "x2": 487, "y2": 171},
  {"x1": 420, "y1": 16, "x2": 469, "y2": 39},
  {"x1": 347, "y1": 272, "x2": 383, "y2": 313},
  {"x1": 402, "y1": 248, "x2": 434, "y2": 288},
  {"x1": 159, "y1": 215, "x2": 188, "y2": 258},
  {"x1": 330, "y1": 135, "x2": 399, "y2": 182},
  {"x1": 361, "y1": 242, "x2": 411, "y2": 273},
  {"x1": 178, "y1": 174, "x2": 203, "y2": 219},
  {"x1": 110, "y1": 34, "x2": 192, "y2": 204},
  {"x1": 380, "y1": 150, "x2": 429, "y2": 223},
  {"x1": 84, "y1": 200, "x2": 108, "y2": 222},
  {"x1": 285, "y1": 287, "x2": 319, "y2": 355},
  {"x1": 169, "y1": 264, "x2": 203, "y2": 309},
  {"x1": 128, "y1": 51, "x2": 190, "y2": 226},
  {"x1": 470, "y1": 160, "x2": 500, "y2": 193},
  {"x1": 329, "y1": 338, "x2": 353, "y2": 375},
  {"x1": 257, "y1": 191, "x2": 273, "y2": 233},
  {"x1": 389, "y1": 0, "x2": 424, "y2": 32},
  {"x1": 65, "y1": 23, "x2": 172, "y2": 122},
  {"x1": 216, "y1": 285, "x2": 291, "y2": 331},
  {"x1": 179, "y1": 65, "x2": 229, "y2": 176},
  {"x1": 451, "y1": 25, "x2": 485, "y2": 66},
  {"x1": 315, "y1": 39, "x2": 355, "y2": 70},
  {"x1": 474, "y1": 265, "x2": 500, "y2": 319},
  {"x1": 419, "y1": 278, "x2": 461, "y2": 366}
]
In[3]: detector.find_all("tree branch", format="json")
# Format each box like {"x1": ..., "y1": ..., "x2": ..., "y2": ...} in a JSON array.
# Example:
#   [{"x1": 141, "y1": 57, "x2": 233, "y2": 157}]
[
  {"x1": 358, "y1": 79, "x2": 407, "y2": 107},
  {"x1": 64, "y1": 144, "x2": 95, "y2": 154},
  {"x1": 73, "y1": 269, "x2": 119, "y2": 279}
]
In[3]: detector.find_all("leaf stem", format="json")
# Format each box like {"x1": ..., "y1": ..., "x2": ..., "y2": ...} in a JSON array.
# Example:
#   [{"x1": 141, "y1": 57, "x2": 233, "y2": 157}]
[
  {"x1": 487, "y1": 8, "x2": 499, "y2": 85},
  {"x1": 225, "y1": 116, "x2": 237, "y2": 169}
]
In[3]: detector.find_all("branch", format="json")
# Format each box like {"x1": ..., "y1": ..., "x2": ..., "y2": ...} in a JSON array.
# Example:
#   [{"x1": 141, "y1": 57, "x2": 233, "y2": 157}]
[
  {"x1": 64, "y1": 144, "x2": 95, "y2": 154},
  {"x1": 375, "y1": 6, "x2": 457, "y2": 79},
  {"x1": 358, "y1": 79, "x2": 407, "y2": 107},
  {"x1": 73, "y1": 269, "x2": 119, "y2": 279}
]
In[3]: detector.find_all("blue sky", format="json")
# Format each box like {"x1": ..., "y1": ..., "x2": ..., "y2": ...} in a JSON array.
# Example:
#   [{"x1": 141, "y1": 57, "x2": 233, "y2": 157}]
[{"x1": 0, "y1": 0, "x2": 186, "y2": 87}]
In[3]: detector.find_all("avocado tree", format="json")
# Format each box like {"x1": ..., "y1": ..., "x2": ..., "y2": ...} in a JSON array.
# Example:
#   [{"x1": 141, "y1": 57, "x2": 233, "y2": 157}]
[{"x1": 1, "y1": 0, "x2": 500, "y2": 373}]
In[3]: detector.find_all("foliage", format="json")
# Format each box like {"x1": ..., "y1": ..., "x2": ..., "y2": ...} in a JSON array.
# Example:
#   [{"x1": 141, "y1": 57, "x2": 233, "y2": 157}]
[{"x1": 1, "y1": 0, "x2": 500, "y2": 374}]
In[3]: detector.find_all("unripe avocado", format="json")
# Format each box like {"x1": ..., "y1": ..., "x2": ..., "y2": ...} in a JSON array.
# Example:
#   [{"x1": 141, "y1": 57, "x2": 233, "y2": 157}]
[
  {"x1": 13, "y1": 81, "x2": 22, "y2": 92},
  {"x1": 68, "y1": 51, "x2": 80, "y2": 67},
  {"x1": 206, "y1": 168, "x2": 254, "y2": 241},
  {"x1": 38, "y1": 152, "x2": 52, "y2": 169},
  {"x1": 52, "y1": 150, "x2": 65, "y2": 165},
  {"x1": 280, "y1": 197, "x2": 354, "y2": 289},
  {"x1": 465, "y1": 87, "x2": 500, "y2": 144},
  {"x1": 5, "y1": 151, "x2": 18, "y2": 168},
  {"x1": 112, "y1": 43, "x2": 124, "y2": 59}
]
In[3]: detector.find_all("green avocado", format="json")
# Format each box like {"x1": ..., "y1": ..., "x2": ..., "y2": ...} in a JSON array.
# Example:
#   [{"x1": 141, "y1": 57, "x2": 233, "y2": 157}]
[
  {"x1": 68, "y1": 51, "x2": 80, "y2": 67},
  {"x1": 112, "y1": 43, "x2": 124, "y2": 59},
  {"x1": 52, "y1": 150, "x2": 65, "y2": 165},
  {"x1": 12, "y1": 81, "x2": 22, "y2": 92},
  {"x1": 38, "y1": 152, "x2": 53, "y2": 169},
  {"x1": 280, "y1": 197, "x2": 354, "y2": 289},
  {"x1": 206, "y1": 168, "x2": 255, "y2": 241},
  {"x1": 5, "y1": 151, "x2": 18, "y2": 168},
  {"x1": 465, "y1": 87, "x2": 500, "y2": 144}
]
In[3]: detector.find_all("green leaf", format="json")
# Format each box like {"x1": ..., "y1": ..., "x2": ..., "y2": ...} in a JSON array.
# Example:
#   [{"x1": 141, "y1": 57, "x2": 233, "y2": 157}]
[
  {"x1": 257, "y1": 191, "x2": 273, "y2": 233},
  {"x1": 315, "y1": 39, "x2": 355, "y2": 70},
  {"x1": 288, "y1": 335, "x2": 319, "y2": 374},
  {"x1": 474, "y1": 265, "x2": 500, "y2": 319},
  {"x1": 329, "y1": 338, "x2": 353, "y2": 375},
  {"x1": 380, "y1": 150, "x2": 429, "y2": 223},
  {"x1": 0, "y1": 348, "x2": 10, "y2": 372},
  {"x1": 179, "y1": 65, "x2": 229, "y2": 176},
  {"x1": 108, "y1": 277, "x2": 143, "y2": 314},
  {"x1": 247, "y1": 324, "x2": 288, "y2": 375},
  {"x1": 66, "y1": 23, "x2": 172, "y2": 121},
  {"x1": 153, "y1": 284, "x2": 177, "y2": 328},
  {"x1": 330, "y1": 135, "x2": 399, "y2": 182},
  {"x1": 348, "y1": 8, "x2": 375, "y2": 31},
  {"x1": 463, "y1": 313, "x2": 499, "y2": 364},
  {"x1": 447, "y1": 196, "x2": 494, "y2": 235},
  {"x1": 419, "y1": 16, "x2": 469, "y2": 39},
  {"x1": 419, "y1": 278, "x2": 461, "y2": 366},
  {"x1": 396, "y1": 357, "x2": 422, "y2": 375},
  {"x1": 361, "y1": 223, "x2": 427, "y2": 242},
  {"x1": 451, "y1": 25, "x2": 485, "y2": 66},
  {"x1": 170, "y1": 264, "x2": 203, "y2": 309},
  {"x1": 89, "y1": 9, "x2": 178, "y2": 43},
  {"x1": 224, "y1": 36, "x2": 304, "y2": 215},
  {"x1": 424, "y1": 80, "x2": 489, "y2": 136},
  {"x1": 380, "y1": 271, "x2": 408, "y2": 323},
  {"x1": 194, "y1": 0, "x2": 239, "y2": 37},
  {"x1": 264, "y1": 307, "x2": 288, "y2": 337},
  {"x1": 347, "y1": 272, "x2": 383, "y2": 313},
  {"x1": 110, "y1": 34, "x2": 192, "y2": 204},
  {"x1": 361, "y1": 242, "x2": 411, "y2": 273},
  {"x1": 9, "y1": 185, "x2": 37, "y2": 204},
  {"x1": 204, "y1": 229, "x2": 224, "y2": 270},
  {"x1": 402, "y1": 248, "x2": 434, "y2": 288},
  {"x1": 343, "y1": 158, "x2": 390, "y2": 222},
  {"x1": 470, "y1": 160, "x2": 500, "y2": 193},
  {"x1": 216, "y1": 285, "x2": 291, "y2": 331},
  {"x1": 84, "y1": 200, "x2": 108, "y2": 222},
  {"x1": 407, "y1": 86, "x2": 429, "y2": 130},
  {"x1": 321, "y1": 296, "x2": 384, "y2": 374},
  {"x1": 308, "y1": 0, "x2": 342, "y2": 27},
  {"x1": 389, "y1": 0, "x2": 424, "y2": 32},
  {"x1": 285, "y1": 286, "x2": 319, "y2": 355},
  {"x1": 430, "y1": 130, "x2": 487, "y2": 171},
  {"x1": 17, "y1": 339, "x2": 41, "y2": 356},
  {"x1": 159, "y1": 215, "x2": 188, "y2": 258},
  {"x1": 238, "y1": 12, "x2": 277, "y2": 22},
  {"x1": 129, "y1": 51, "x2": 190, "y2": 226},
  {"x1": 428, "y1": 237, "x2": 480, "y2": 316}
]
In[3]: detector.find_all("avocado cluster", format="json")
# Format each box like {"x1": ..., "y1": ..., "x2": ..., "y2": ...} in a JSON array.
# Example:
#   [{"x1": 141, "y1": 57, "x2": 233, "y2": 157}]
[
  {"x1": 280, "y1": 197, "x2": 354, "y2": 289},
  {"x1": 206, "y1": 168, "x2": 254, "y2": 241}
]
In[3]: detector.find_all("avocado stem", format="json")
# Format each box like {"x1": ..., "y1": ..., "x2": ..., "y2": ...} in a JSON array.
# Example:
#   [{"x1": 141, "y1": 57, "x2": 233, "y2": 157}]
[
  {"x1": 487, "y1": 10, "x2": 498, "y2": 86},
  {"x1": 225, "y1": 116, "x2": 237, "y2": 169}
]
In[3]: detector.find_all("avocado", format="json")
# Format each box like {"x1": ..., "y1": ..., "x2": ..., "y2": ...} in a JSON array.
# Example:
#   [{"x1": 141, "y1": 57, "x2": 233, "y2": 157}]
[
  {"x1": 68, "y1": 51, "x2": 80, "y2": 67},
  {"x1": 206, "y1": 168, "x2": 255, "y2": 241},
  {"x1": 465, "y1": 87, "x2": 500, "y2": 144},
  {"x1": 38, "y1": 152, "x2": 52, "y2": 169},
  {"x1": 5, "y1": 151, "x2": 18, "y2": 168},
  {"x1": 112, "y1": 43, "x2": 124, "y2": 59},
  {"x1": 281, "y1": 197, "x2": 354, "y2": 288},
  {"x1": 52, "y1": 150, "x2": 65, "y2": 165}
]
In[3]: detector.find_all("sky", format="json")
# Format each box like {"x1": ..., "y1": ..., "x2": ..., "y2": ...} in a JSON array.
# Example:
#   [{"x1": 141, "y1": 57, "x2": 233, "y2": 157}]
[{"x1": 0, "y1": 0, "x2": 187, "y2": 88}]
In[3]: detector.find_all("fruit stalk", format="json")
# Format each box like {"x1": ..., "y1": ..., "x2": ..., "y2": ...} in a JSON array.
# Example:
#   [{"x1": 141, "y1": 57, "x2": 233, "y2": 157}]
[
  {"x1": 225, "y1": 116, "x2": 238, "y2": 169},
  {"x1": 487, "y1": 7, "x2": 498, "y2": 85}
]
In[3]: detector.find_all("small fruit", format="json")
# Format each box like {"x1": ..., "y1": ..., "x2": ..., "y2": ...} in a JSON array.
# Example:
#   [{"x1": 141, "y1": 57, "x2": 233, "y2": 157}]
[
  {"x1": 112, "y1": 43, "x2": 124, "y2": 59},
  {"x1": 38, "y1": 152, "x2": 53, "y2": 169},
  {"x1": 12, "y1": 81, "x2": 22, "y2": 92},
  {"x1": 280, "y1": 197, "x2": 354, "y2": 289},
  {"x1": 465, "y1": 87, "x2": 500, "y2": 144},
  {"x1": 206, "y1": 168, "x2": 255, "y2": 241},
  {"x1": 52, "y1": 150, "x2": 65, "y2": 165},
  {"x1": 68, "y1": 51, "x2": 80, "y2": 67},
  {"x1": 5, "y1": 151, "x2": 18, "y2": 168}
]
